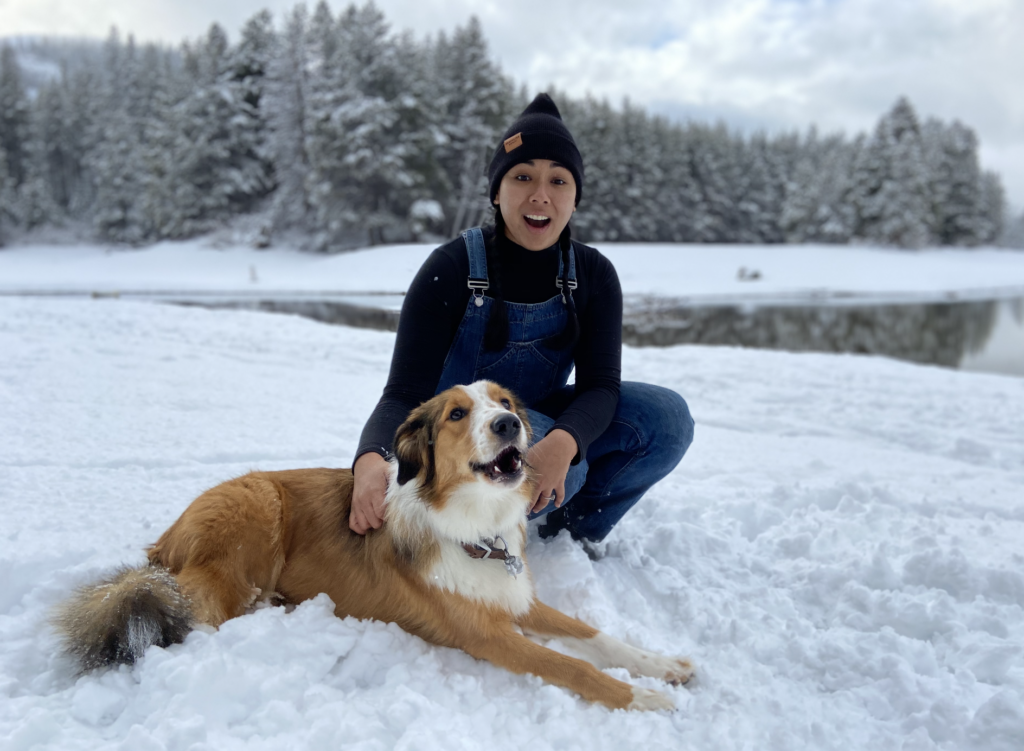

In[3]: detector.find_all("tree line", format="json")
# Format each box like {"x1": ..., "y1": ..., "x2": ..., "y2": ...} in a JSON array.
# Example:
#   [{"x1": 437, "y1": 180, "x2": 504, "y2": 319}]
[{"x1": 0, "y1": 2, "x2": 1013, "y2": 249}]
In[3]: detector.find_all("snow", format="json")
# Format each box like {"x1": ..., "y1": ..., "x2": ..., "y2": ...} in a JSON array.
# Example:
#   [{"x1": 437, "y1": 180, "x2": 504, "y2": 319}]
[
  {"x1": 3, "y1": 239, "x2": 1024, "y2": 303},
  {"x1": 2, "y1": 294, "x2": 1023, "y2": 750}
]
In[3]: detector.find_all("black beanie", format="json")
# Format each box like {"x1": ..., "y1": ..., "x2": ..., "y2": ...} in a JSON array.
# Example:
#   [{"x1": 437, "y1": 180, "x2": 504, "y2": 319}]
[{"x1": 488, "y1": 93, "x2": 584, "y2": 206}]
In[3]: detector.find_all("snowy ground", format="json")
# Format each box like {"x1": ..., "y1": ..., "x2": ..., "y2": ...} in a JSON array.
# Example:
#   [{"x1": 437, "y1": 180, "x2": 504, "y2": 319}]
[
  {"x1": 2, "y1": 296, "x2": 1023, "y2": 750},
  {"x1": 2, "y1": 238, "x2": 1024, "y2": 303}
]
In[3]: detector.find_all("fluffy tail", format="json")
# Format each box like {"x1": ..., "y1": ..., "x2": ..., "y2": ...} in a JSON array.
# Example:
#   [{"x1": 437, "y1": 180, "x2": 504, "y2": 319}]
[{"x1": 53, "y1": 564, "x2": 193, "y2": 671}]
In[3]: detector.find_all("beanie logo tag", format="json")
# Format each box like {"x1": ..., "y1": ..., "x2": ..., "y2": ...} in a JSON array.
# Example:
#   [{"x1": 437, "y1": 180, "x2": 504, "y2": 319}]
[{"x1": 503, "y1": 132, "x2": 523, "y2": 153}]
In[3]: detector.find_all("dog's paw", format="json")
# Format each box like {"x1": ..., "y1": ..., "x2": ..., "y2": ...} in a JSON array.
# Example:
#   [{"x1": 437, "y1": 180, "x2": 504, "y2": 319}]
[
  {"x1": 627, "y1": 687, "x2": 676, "y2": 712},
  {"x1": 663, "y1": 657, "x2": 695, "y2": 686},
  {"x1": 627, "y1": 651, "x2": 695, "y2": 685}
]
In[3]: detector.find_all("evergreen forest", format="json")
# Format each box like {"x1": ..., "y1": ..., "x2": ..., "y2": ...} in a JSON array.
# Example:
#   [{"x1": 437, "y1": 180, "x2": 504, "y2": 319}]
[{"x1": 0, "y1": 2, "x2": 1013, "y2": 250}]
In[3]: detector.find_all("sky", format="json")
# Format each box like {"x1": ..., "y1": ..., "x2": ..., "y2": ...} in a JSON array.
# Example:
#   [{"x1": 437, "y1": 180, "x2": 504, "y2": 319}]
[{"x1": 2, "y1": 0, "x2": 1023, "y2": 210}]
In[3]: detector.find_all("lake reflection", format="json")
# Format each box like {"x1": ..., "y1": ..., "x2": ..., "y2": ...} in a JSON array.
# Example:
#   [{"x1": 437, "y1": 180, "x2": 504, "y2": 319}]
[
  {"x1": 622, "y1": 295, "x2": 1024, "y2": 376},
  {"x1": 162, "y1": 291, "x2": 1024, "y2": 377}
]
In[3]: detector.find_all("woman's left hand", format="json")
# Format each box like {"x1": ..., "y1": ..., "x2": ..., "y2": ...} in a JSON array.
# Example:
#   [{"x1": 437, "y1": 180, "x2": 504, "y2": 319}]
[{"x1": 527, "y1": 428, "x2": 579, "y2": 515}]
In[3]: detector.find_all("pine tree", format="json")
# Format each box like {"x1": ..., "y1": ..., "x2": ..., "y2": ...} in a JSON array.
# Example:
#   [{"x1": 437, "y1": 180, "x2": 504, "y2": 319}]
[
  {"x1": 0, "y1": 148, "x2": 14, "y2": 242},
  {"x1": 977, "y1": 171, "x2": 1004, "y2": 245},
  {"x1": 921, "y1": 119, "x2": 993, "y2": 246},
  {"x1": 263, "y1": 4, "x2": 313, "y2": 233},
  {"x1": 849, "y1": 97, "x2": 932, "y2": 248},
  {"x1": 87, "y1": 30, "x2": 149, "y2": 242},
  {"x1": 305, "y1": 2, "x2": 439, "y2": 247},
  {"x1": 151, "y1": 22, "x2": 273, "y2": 237},
  {"x1": 430, "y1": 17, "x2": 514, "y2": 236},
  {"x1": 0, "y1": 44, "x2": 30, "y2": 190},
  {"x1": 782, "y1": 129, "x2": 856, "y2": 243}
]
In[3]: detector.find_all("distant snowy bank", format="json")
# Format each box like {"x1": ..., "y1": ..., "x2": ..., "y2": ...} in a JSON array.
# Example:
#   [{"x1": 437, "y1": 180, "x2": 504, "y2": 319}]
[
  {"x1": 1, "y1": 298, "x2": 1023, "y2": 750},
  {"x1": 3, "y1": 239, "x2": 1024, "y2": 302}
]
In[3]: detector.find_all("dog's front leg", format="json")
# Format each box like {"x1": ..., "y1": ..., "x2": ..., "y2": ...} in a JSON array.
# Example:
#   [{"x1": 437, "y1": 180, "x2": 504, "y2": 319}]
[
  {"x1": 463, "y1": 627, "x2": 673, "y2": 711},
  {"x1": 518, "y1": 601, "x2": 694, "y2": 687}
]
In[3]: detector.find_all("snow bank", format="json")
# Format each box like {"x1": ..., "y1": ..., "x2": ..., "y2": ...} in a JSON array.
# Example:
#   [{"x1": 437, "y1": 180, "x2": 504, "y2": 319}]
[
  {"x1": 1, "y1": 297, "x2": 1023, "y2": 750},
  {"x1": 2, "y1": 239, "x2": 1024, "y2": 302}
]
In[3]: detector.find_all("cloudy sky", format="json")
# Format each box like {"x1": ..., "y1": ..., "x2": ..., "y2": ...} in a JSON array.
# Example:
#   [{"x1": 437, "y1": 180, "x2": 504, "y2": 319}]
[{"x1": 3, "y1": 0, "x2": 1023, "y2": 209}]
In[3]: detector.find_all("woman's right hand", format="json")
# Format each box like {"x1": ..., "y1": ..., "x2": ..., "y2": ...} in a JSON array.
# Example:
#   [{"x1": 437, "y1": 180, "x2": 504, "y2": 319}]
[{"x1": 350, "y1": 452, "x2": 390, "y2": 535}]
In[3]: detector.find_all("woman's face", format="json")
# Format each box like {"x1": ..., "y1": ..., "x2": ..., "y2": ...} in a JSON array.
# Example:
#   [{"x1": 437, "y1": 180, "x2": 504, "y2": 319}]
[{"x1": 493, "y1": 159, "x2": 576, "y2": 251}]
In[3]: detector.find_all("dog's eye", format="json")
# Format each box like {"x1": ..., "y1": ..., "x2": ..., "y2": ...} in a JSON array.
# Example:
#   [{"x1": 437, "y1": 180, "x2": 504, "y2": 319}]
[
  {"x1": 449, "y1": 408, "x2": 465, "y2": 421},
  {"x1": 501, "y1": 399, "x2": 512, "y2": 410}
]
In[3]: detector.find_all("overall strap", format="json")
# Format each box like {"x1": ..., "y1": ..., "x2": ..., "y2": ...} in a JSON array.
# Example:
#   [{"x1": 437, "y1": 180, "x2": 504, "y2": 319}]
[
  {"x1": 461, "y1": 227, "x2": 489, "y2": 303},
  {"x1": 555, "y1": 242, "x2": 578, "y2": 291}
]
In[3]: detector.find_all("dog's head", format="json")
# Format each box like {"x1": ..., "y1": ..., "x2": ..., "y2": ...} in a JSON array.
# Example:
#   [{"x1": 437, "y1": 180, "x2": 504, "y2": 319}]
[
  {"x1": 390, "y1": 381, "x2": 532, "y2": 538},
  {"x1": 394, "y1": 381, "x2": 531, "y2": 489}
]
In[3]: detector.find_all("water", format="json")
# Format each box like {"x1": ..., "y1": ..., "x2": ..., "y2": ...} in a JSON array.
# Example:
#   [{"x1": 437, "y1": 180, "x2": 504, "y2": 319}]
[
  {"x1": 622, "y1": 294, "x2": 1024, "y2": 376},
  {"x1": 168, "y1": 291, "x2": 1024, "y2": 377},
  {"x1": 17, "y1": 289, "x2": 1021, "y2": 377}
]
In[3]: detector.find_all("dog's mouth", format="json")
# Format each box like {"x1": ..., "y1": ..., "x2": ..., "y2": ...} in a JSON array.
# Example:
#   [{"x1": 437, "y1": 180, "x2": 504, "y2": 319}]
[{"x1": 472, "y1": 446, "x2": 524, "y2": 483}]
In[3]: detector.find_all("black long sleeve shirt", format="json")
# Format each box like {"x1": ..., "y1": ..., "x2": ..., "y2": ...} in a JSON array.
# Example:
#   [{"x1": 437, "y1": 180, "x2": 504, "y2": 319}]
[{"x1": 355, "y1": 227, "x2": 622, "y2": 464}]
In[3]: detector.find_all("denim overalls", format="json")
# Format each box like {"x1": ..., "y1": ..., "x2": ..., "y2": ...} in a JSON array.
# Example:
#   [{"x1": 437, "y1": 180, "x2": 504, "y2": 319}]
[{"x1": 434, "y1": 228, "x2": 694, "y2": 542}]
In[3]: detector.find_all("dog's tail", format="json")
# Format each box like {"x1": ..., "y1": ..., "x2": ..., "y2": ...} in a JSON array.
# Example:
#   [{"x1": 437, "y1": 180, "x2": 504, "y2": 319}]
[{"x1": 53, "y1": 564, "x2": 193, "y2": 672}]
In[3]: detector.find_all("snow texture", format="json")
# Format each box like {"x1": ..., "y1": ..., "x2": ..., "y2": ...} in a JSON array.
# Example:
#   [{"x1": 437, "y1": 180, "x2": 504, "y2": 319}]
[
  {"x1": 1, "y1": 292, "x2": 1023, "y2": 750},
  {"x1": 2, "y1": 239, "x2": 1024, "y2": 303}
]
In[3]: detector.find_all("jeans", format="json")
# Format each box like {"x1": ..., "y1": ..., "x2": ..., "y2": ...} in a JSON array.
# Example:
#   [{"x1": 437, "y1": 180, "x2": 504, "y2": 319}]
[{"x1": 525, "y1": 381, "x2": 694, "y2": 542}]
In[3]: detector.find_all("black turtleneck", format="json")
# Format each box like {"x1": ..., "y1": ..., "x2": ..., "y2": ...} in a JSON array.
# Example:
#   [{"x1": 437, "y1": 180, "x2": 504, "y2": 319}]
[{"x1": 355, "y1": 227, "x2": 622, "y2": 465}]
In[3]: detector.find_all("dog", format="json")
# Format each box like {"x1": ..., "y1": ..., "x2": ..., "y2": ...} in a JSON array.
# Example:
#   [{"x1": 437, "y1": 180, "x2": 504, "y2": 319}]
[{"x1": 55, "y1": 380, "x2": 693, "y2": 710}]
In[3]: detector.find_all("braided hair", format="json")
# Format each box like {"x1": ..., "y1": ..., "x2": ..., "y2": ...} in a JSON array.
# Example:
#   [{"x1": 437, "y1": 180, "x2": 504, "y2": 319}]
[{"x1": 483, "y1": 209, "x2": 579, "y2": 352}]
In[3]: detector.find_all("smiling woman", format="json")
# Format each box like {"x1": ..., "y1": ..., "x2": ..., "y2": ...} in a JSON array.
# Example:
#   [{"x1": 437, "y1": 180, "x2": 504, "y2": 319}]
[{"x1": 351, "y1": 93, "x2": 695, "y2": 546}]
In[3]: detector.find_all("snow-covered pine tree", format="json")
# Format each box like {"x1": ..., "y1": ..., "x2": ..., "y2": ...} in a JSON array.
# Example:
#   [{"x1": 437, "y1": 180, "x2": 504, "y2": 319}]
[
  {"x1": 0, "y1": 148, "x2": 14, "y2": 242},
  {"x1": 0, "y1": 44, "x2": 30, "y2": 192},
  {"x1": 736, "y1": 133, "x2": 783, "y2": 243},
  {"x1": 782, "y1": 129, "x2": 857, "y2": 243},
  {"x1": 263, "y1": 3, "x2": 313, "y2": 234},
  {"x1": 849, "y1": 97, "x2": 932, "y2": 248},
  {"x1": 687, "y1": 123, "x2": 743, "y2": 243},
  {"x1": 429, "y1": 16, "x2": 515, "y2": 237},
  {"x1": 977, "y1": 170, "x2": 1004, "y2": 245},
  {"x1": 151, "y1": 22, "x2": 273, "y2": 238},
  {"x1": 921, "y1": 119, "x2": 989, "y2": 246},
  {"x1": 563, "y1": 96, "x2": 613, "y2": 241},
  {"x1": 87, "y1": 30, "x2": 150, "y2": 242},
  {"x1": 304, "y1": 1, "x2": 437, "y2": 248}
]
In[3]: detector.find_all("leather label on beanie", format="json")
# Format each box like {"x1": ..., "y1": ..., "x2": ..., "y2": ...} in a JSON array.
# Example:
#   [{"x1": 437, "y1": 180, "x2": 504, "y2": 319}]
[{"x1": 504, "y1": 132, "x2": 523, "y2": 153}]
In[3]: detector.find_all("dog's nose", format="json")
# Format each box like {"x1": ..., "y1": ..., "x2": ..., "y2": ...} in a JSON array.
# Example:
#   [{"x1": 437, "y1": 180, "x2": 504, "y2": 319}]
[{"x1": 490, "y1": 414, "x2": 521, "y2": 439}]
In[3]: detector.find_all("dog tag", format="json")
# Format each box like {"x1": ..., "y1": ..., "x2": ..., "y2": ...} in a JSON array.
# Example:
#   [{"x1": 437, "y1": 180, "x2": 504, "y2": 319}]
[{"x1": 504, "y1": 554, "x2": 524, "y2": 578}]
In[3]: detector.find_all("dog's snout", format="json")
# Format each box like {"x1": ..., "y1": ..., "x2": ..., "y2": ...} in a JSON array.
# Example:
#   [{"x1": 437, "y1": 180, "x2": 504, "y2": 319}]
[{"x1": 491, "y1": 413, "x2": 521, "y2": 439}]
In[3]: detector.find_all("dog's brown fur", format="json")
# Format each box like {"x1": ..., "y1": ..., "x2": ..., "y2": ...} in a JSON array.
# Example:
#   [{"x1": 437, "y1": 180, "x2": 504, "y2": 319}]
[{"x1": 56, "y1": 382, "x2": 693, "y2": 710}]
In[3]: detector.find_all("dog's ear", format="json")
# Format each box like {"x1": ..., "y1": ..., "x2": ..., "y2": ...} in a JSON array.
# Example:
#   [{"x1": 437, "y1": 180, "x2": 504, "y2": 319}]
[
  {"x1": 394, "y1": 417, "x2": 426, "y2": 485},
  {"x1": 394, "y1": 402, "x2": 440, "y2": 486}
]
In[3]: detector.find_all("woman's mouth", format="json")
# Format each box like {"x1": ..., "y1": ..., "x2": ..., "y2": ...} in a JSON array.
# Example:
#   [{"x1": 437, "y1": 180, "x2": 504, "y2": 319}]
[{"x1": 524, "y1": 215, "x2": 551, "y2": 230}]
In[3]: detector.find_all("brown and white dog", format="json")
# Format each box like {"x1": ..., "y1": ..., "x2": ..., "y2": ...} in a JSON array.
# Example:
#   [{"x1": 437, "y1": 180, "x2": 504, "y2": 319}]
[{"x1": 55, "y1": 381, "x2": 693, "y2": 710}]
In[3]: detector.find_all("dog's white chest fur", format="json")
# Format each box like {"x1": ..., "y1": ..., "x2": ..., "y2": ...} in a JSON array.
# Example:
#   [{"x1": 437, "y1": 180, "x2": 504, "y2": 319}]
[
  {"x1": 427, "y1": 539, "x2": 534, "y2": 617},
  {"x1": 386, "y1": 468, "x2": 535, "y2": 617}
]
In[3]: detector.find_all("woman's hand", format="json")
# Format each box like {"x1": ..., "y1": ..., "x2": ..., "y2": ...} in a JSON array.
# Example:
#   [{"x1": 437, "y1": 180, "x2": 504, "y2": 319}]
[
  {"x1": 527, "y1": 428, "x2": 579, "y2": 515},
  {"x1": 350, "y1": 452, "x2": 390, "y2": 534}
]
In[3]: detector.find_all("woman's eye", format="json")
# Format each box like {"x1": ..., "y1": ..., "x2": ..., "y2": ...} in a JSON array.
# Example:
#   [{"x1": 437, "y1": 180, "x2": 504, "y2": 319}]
[
  {"x1": 449, "y1": 408, "x2": 465, "y2": 421},
  {"x1": 552, "y1": 178, "x2": 565, "y2": 185},
  {"x1": 501, "y1": 399, "x2": 512, "y2": 410},
  {"x1": 514, "y1": 174, "x2": 530, "y2": 181}
]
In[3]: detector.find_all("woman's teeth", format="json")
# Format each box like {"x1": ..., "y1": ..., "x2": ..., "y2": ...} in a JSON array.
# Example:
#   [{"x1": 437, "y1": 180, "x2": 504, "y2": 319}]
[{"x1": 524, "y1": 215, "x2": 551, "y2": 228}]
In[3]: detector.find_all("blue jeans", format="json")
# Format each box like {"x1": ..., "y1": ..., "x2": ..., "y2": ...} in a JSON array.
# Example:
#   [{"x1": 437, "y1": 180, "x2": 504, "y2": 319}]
[{"x1": 526, "y1": 381, "x2": 694, "y2": 542}]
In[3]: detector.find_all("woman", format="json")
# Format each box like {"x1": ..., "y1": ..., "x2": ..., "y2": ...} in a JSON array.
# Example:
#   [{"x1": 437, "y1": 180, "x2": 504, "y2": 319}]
[{"x1": 351, "y1": 93, "x2": 693, "y2": 543}]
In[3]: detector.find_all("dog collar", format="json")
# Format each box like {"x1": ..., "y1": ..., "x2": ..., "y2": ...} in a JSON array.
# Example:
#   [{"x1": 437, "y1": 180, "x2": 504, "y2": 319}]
[{"x1": 462, "y1": 536, "x2": 524, "y2": 578}]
